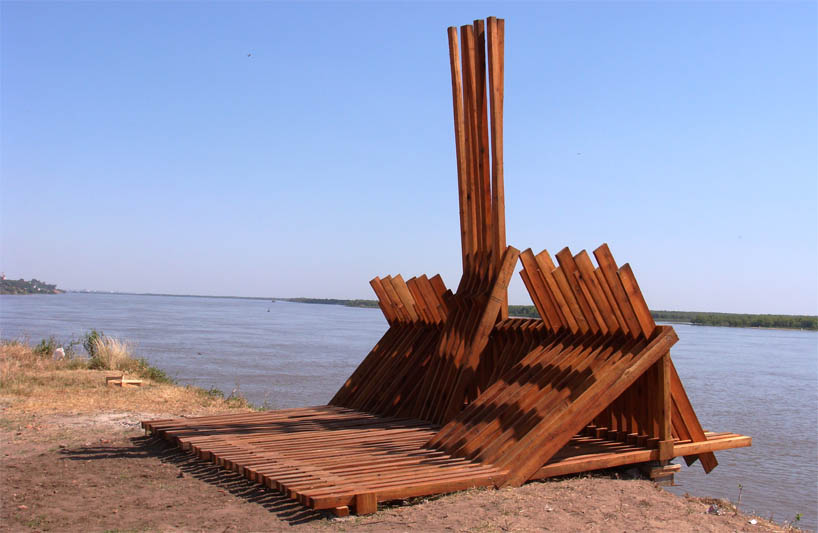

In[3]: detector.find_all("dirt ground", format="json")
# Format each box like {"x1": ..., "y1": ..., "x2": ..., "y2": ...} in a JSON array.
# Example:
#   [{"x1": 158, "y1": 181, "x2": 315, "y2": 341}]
[{"x1": 0, "y1": 411, "x2": 793, "y2": 533}]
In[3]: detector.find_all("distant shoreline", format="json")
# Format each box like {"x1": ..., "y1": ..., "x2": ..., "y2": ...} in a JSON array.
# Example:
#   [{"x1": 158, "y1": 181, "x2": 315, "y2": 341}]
[{"x1": 8, "y1": 291, "x2": 815, "y2": 331}]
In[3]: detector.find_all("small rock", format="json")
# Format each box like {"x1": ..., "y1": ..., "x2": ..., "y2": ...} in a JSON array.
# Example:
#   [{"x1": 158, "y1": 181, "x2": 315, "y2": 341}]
[
  {"x1": 749, "y1": 518, "x2": 758, "y2": 525},
  {"x1": 58, "y1": 444, "x2": 67, "y2": 449},
  {"x1": 17, "y1": 505, "x2": 27, "y2": 510}
]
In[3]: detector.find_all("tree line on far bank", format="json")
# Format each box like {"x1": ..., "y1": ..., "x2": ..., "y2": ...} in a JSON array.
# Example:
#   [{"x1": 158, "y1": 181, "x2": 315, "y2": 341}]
[
  {"x1": 505, "y1": 307, "x2": 817, "y2": 330},
  {"x1": 284, "y1": 299, "x2": 817, "y2": 331}
]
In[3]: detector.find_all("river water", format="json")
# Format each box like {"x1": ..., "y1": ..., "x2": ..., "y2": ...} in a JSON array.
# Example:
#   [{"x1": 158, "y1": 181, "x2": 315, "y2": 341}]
[{"x1": 1, "y1": 293, "x2": 816, "y2": 529}]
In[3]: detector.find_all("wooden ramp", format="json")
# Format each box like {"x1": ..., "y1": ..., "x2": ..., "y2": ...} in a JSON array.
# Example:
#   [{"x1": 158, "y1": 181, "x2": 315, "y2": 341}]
[{"x1": 143, "y1": 16, "x2": 750, "y2": 516}]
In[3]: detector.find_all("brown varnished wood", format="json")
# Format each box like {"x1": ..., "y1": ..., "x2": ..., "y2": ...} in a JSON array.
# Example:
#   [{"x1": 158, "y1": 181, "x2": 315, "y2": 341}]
[
  {"x1": 487, "y1": 16, "x2": 507, "y2": 317},
  {"x1": 447, "y1": 27, "x2": 469, "y2": 271}
]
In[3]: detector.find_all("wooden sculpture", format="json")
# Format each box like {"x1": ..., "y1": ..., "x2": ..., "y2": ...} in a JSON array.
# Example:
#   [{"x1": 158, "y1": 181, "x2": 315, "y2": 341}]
[{"x1": 143, "y1": 17, "x2": 750, "y2": 516}]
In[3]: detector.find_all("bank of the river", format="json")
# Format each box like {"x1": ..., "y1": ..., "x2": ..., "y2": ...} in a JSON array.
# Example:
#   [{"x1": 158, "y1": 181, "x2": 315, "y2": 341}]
[
  {"x1": 0, "y1": 342, "x2": 802, "y2": 532},
  {"x1": 283, "y1": 298, "x2": 818, "y2": 331},
  {"x1": 0, "y1": 278, "x2": 62, "y2": 295}
]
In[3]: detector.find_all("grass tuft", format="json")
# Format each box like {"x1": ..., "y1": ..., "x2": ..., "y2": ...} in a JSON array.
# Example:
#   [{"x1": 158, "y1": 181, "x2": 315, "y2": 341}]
[{"x1": 88, "y1": 336, "x2": 134, "y2": 371}]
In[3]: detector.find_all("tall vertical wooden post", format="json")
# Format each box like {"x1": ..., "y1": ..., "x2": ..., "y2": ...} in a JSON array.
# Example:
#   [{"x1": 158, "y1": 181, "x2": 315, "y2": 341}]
[{"x1": 657, "y1": 352, "x2": 674, "y2": 461}]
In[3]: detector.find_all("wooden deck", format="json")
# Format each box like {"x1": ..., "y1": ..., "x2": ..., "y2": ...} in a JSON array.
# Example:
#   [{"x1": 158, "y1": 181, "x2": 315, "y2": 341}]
[
  {"x1": 142, "y1": 407, "x2": 750, "y2": 514},
  {"x1": 143, "y1": 407, "x2": 506, "y2": 513}
]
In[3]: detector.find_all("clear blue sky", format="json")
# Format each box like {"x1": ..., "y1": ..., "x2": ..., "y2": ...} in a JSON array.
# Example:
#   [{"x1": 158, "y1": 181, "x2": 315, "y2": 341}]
[{"x1": 2, "y1": 2, "x2": 816, "y2": 314}]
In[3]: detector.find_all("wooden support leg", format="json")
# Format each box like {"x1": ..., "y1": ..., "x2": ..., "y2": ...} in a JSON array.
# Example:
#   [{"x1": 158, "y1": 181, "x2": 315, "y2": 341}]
[
  {"x1": 355, "y1": 493, "x2": 377, "y2": 515},
  {"x1": 656, "y1": 352, "x2": 674, "y2": 461},
  {"x1": 639, "y1": 462, "x2": 681, "y2": 486}
]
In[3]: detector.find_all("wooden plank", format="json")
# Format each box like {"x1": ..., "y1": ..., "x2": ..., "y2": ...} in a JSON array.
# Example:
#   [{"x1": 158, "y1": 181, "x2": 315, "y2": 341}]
[
  {"x1": 617, "y1": 263, "x2": 655, "y2": 338},
  {"x1": 673, "y1": 435, "x2": 751, "y2": 455},
  {"x1": 519, "y1": 249, "x2": 562, "y2": 330},
  {"x1": 380, "y1": 276, "x2": 409, "y2": 323},
  {"x1": 669, "y1": 358, "x2": 718, "y2": 472},
  {"x1": 551, "y1": 266, "x2": 591, "y2": 333},
  {"x1": 354, "y1": 492, "x2": 378, "y2": 515},
  {"x1": 406, "y1": 277, "x2": 433, "y2": 324},
  {"x1": 447, "y1": 27, "x2": 469, "y2": 270},
  {"x1": 389, "y1": 275, "x2": 420, "y2": 323},
  {"x1": 594, "y1": 267, "x2": 629, "y2": 335},
  {"x1": 534, "y1": 251, "x2": 576, "y2": 332},
  {"x1": 370, "y1": 277, "x2": 398, "y2": 324},
  {"x1": 574, "y1": 251, "x2": 620, "y2": 334},
  {"x1": 555, "y1": 248, "x2": 603, "y2": 334},
  {"x1": 657, "y1": 352, "x2": 673, "y2": 460},
  {"x1": 460, "y1": 24, "x2": 481, "y2": 261},
  {"x1": 592, "y1": 244, "x2": 642, "y2": 337},
  {"x1": 486, "y1": 16, "x2": 507, "y2": 317},
  {"x1": 472, "y1": 18, "x2": 492, "y2": 263}
]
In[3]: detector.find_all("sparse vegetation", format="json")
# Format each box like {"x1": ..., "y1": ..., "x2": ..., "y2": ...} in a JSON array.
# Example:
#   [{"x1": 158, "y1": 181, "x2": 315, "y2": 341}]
[
  {"x1": 32, "y1": 336, "x2": 59, "y2": 357},
  {"x1": 88, "y1": 336, "x2": 134, "y2": 371},
  {"x1": 82, "y1": 329, "x2": 104, "y2": 359},
  {"x1": 0, "y1": 338, "x2": 254, "y2": 417}
]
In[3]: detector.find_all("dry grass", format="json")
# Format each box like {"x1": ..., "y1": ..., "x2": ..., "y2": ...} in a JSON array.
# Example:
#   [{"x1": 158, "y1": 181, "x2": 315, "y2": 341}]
[
  {"x1": 0, "y1": 341, "x2": 254, "y2": 422},
  {"x1": 90, "y1": 335, "x2": 135, "y2": 371}
]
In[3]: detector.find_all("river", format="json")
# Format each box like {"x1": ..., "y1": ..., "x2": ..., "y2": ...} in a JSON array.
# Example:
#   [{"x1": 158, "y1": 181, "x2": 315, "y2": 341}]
[{"x1": 1, "y1": 293, "x2": 815, "y2": 530}]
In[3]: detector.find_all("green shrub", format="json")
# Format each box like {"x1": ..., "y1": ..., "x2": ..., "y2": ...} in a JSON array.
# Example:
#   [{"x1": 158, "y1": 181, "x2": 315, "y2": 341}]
[
  {"x1": 197, "y1": 387, "x2": 225, "y2": 400},
  {"x1": 82, "y1": 330, "x2": 104, "y2": 358},
  {"x1": 135, "y1": 358, "x2": 174, "y2": 384},
  {"x1": 33, "y1": 337, "x2": 58, "y2": 357}
]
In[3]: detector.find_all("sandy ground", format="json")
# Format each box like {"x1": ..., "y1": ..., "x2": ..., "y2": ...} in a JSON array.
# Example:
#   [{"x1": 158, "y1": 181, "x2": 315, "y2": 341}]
[{"x1": 0, "y1": 410, "x2": 794, "y2": 533}]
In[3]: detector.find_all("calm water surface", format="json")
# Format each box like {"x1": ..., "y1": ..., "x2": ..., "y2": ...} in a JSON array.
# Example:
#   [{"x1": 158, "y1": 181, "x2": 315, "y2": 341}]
[{"x1": 1, "y1": 293, "x2": 816, "y2": 529}]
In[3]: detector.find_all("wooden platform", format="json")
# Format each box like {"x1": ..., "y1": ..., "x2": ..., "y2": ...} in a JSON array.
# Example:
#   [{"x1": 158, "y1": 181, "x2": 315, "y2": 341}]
[
  {"x1": 143, "y1": 406, "x2": 506, "y2": 513},
  {"x1": 142, "y1": 407, "x2": 750, "y2": 514}
]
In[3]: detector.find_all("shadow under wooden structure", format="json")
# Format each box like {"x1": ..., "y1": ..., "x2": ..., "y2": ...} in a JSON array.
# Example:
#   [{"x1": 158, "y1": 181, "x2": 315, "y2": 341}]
[{"x1": 143, "y1": 17, "x2": 751, "y2": 516}]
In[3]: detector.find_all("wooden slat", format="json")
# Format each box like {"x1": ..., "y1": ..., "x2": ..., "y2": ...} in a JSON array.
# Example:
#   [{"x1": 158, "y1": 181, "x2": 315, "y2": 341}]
[
  {"x1": 487, "y1": 16, "x2": 507, "y2": 317},
  {"x1": 592, "y1": 244, "x2": 642, "y2": 337},
  {"x1": 447, "y1": 27, "x2": 469, "y2": 271},
  {"x1": 617, "y1": 263, "x2": 656, "y2": 338},
  {"x1": 472, "y1": 18, "x2": 492, "y2": 264},
  {"x1": 669, "y1": 358, "x2": 718, "y2": 472},
  {"x1": 460, "y1": 23, "x2": 481, "y2": 262}
]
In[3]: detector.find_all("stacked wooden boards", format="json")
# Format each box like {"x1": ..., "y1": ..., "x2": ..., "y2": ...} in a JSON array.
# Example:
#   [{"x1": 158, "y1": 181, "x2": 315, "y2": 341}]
[
  {"x1": 143, "y1": 407, "x2": 506, "y2": 514},
  {"x1": 143, "y1": 16, "x2": 751, "y2": 516}
]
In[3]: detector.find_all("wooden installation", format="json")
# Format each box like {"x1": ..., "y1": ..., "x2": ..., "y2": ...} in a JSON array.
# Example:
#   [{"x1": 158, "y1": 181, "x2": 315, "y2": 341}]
[{"x1": 143, "y1": 17, "x2": 750, "y2": 516}]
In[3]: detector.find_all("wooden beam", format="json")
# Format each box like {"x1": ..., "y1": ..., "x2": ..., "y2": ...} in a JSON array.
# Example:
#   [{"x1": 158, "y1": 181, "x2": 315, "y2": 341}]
[
  {"x1": 447, "y1": 27, "x2": 469, "y2": 272},
  {"x1": 487, "y1": 16, "x2": 507, "y2": 317}
]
